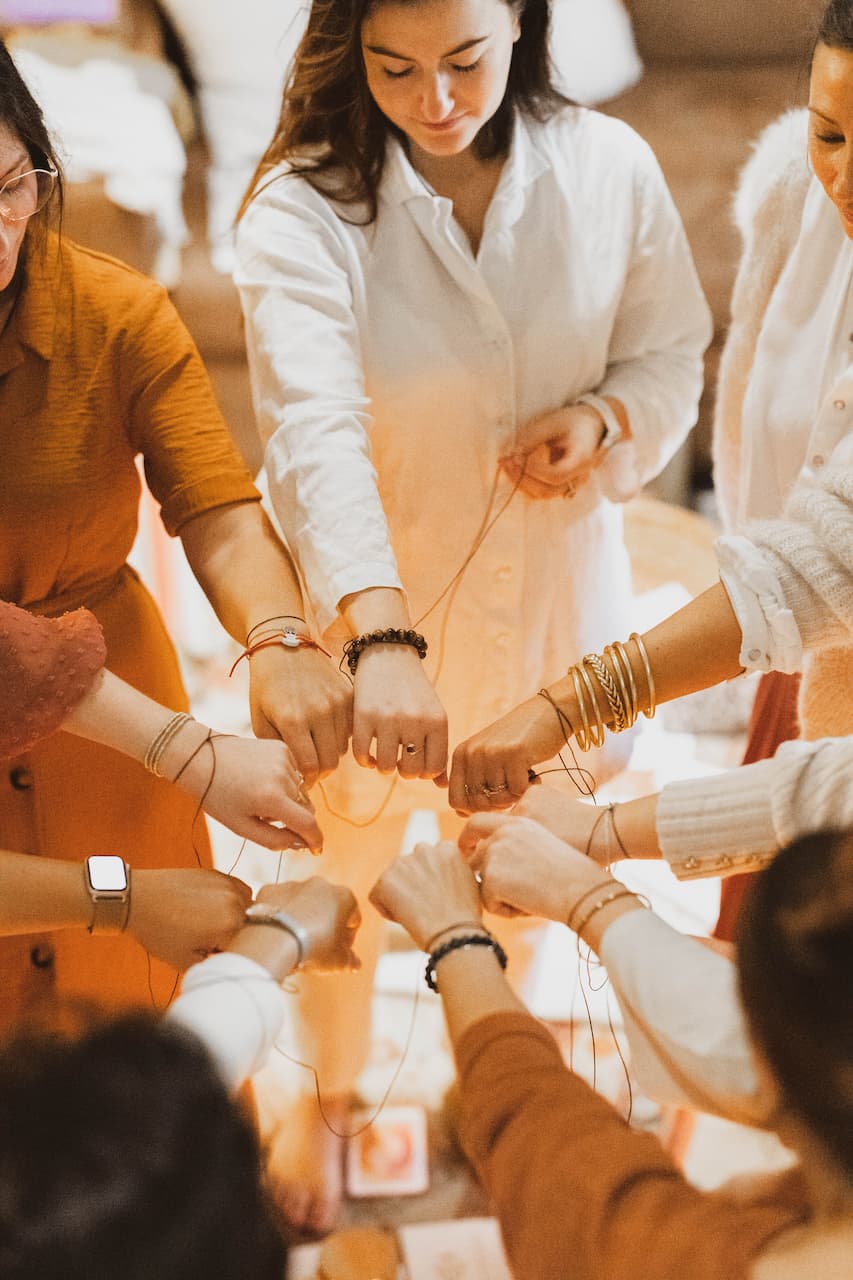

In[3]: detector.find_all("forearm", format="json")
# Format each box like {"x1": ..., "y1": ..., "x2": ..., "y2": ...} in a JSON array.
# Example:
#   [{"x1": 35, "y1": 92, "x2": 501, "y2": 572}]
[
  {"x1": 0, "y1": 851, "x2": 92, "y2": 935},
  {"x1": 436, "y1": 946, "x2": 528, "y2": 1050},
  {"x1": 339, "y1": 585, "x2": 412, "y2": 633},
  {"x1": 180, "y1": 502, "x2": 307, "y2": 643}
]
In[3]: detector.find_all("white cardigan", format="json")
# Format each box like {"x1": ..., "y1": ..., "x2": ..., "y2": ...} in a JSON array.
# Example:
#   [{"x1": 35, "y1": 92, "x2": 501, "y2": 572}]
[{"x1": 711, "y1": 110, "x2": 853, "y2": 738}]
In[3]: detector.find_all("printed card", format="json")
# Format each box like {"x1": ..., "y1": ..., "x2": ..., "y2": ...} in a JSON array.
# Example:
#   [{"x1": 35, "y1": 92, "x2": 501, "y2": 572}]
[{"x1": 346, "y1": 1103, "x2": 429, "y2": 1198}]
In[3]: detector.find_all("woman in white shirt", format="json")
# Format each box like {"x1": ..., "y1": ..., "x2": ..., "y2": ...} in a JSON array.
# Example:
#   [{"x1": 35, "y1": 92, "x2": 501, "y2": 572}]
[{"x1": 235, "y1": 0, "x2": 709, "y2": 1227}]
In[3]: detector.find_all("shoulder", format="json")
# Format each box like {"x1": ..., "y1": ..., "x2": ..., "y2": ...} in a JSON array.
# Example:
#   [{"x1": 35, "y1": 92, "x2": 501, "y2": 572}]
[
  {"x1": 734, "y1": 109, "x2": 810, "y2": 236},
  {"x1": 55, "y1": 235, "x2": 171, "y2": 310},
  {"x1": 535, "y1": 106, "x2": 662, "y2": 173}
]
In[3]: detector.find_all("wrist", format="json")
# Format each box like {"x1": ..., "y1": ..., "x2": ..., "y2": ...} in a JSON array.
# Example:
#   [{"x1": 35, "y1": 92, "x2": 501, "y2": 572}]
[{"x1": 228, "y1": 923, "x2": 300, "y2": 982}]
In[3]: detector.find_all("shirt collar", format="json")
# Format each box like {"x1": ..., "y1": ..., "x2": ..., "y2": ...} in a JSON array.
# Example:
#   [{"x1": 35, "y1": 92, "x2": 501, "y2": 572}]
[
  {"x1": 0, "y1": 234, "x2": 60, "y2": 375},
  {"x1": 381, "y1": 111, "x2": 550, "y2": 210}
]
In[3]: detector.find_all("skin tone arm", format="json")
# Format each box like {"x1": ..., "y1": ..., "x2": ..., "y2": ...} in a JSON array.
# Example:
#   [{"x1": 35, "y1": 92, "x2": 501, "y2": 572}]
[
  {"x1": 449, "y1": 580, "x2": 744, "y2": 811},
  {"x1": 505, "y1": 786, "x2": 663, "y2": 868},
  {"x1": 370, "y1": 839, "x2": 641, "y2": 1042},
  {"x1": 0, "y1": 849, "x2": 253, "y2": 971},
  {"x1": 65, "y1": 665, "x2": 324, "y2": 853},
  {"x1": 225, "y1": 877, "x2": 361, "y2": 980},
  {"x1": 178, "y1": 501, "x2": 353, "y2": 788},
  {"x1": 340, "y1": 585, "x2": 448, "y2": 784}
]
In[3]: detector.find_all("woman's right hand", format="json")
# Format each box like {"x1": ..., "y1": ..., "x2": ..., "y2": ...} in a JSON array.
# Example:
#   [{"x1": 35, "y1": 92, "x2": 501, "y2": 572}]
[
  {"x1": 169, "y1": 731, "x2": 324, "y2": 854},
  {"x1": 448, "y1": 688, "x2": 569, "y2": 813},
  {"x1": 352, "y1": 644, "x2": 448, "y2": 783},
  {"x1": 128, "y1": 868, "x2": 253, "y2": 970},
  {"x1": 508, "y1": 787, "x2": 606, "y2": 865}
]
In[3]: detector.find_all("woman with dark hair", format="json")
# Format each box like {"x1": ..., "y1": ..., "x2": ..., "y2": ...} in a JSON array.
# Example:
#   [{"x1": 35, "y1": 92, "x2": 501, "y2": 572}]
[
  {"x1": 0, "y1": 39, "x2": 351, "y2": 1029},
  {"x1": 0, "y1": 875, "x2": 361, "y2": 1280},
  {"x1": 235, "y1": 0, "x2": 710, "y2": 1225},
  {"x1": 371, "y1": 831, "x2": 853, "y2": 1278}
]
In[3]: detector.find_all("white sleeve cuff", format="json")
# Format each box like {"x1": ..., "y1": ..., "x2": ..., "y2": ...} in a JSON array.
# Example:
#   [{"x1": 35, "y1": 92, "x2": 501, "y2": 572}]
[
  {"x1": 657, "y1": 759, "x2": 782, "y2": 878},
  {"x1": 717, "y1": 534, "x2": 804, "y2": 674},
  {"x1": 598, "y1": 910, "x2": 770, "y2": 1124},
  {"x1": 167, "y1": 953, "x2": 287, "y2": 1092}
]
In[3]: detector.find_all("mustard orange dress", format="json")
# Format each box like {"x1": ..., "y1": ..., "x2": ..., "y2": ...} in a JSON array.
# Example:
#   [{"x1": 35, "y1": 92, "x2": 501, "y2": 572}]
[{"x1": 0, "y1": 235, "x2": 260, "y2": 1029}]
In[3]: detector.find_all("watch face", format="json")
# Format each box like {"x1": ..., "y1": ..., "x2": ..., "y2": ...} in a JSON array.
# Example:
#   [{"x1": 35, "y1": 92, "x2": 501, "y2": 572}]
[{"x1": 87, "y1": 855, "x2": 127, "y2": 893}]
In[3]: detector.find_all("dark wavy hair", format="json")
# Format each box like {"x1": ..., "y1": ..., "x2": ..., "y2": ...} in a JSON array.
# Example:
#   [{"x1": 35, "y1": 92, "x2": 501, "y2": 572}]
[
  {"x1": 0, "y1": 1014, "x2": 286, "y2": 1280},
  {"x1": 0, "y1": 36, "x2": 63, "y2": 255},
  {"x1": 818, "y1": 0, "x2": 853, "y2": 49},
  {"x1": 738, "y1": 828, "x2": 853, "y2": 1182},
  {"x1": 239, "y1": 0, "x2": 571, "y2": 224}
]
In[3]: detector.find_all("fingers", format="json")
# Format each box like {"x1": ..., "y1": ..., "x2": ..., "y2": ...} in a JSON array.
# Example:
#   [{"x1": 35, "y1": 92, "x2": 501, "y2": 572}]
[
  {"x1": 457, "y1": 811, "x2": 512, "y2": 854},
  {"x1": 281, "y1": 725, "x2": 321, "y2": 789},
  {"x1": 310, "y1": 717, "x2": 343, "y2": 779}
]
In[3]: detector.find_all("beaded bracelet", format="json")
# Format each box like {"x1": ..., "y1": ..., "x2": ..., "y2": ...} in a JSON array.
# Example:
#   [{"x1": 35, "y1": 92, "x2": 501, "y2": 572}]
[
  {"x1": 343, "y1": 627, "x2": 428, "y2": 676},
  {"x1": 425, "y1": 931, "x2": 507, "y2": 993}
]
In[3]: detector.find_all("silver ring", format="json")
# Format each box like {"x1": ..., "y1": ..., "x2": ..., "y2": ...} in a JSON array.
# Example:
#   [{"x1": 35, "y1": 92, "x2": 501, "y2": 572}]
[
  {"x1": 563, "y1": 482, "x2": 576, "y2": 499},
  {"x1": 404, "y1": 742, "x2": 419, "y2": 755},
  {"x1": 480, "y1": 782, "x2": 509, "y2": 797}
]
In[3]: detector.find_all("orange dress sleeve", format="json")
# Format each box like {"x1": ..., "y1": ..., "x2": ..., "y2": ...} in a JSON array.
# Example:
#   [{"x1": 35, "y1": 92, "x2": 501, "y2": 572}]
[
  {"x1": 118, "y1": 281, "x2": 260, "y2": 536},
  {"x1": 455, "y1": 1011, "x2": 808, "y2": 1280},
  {"x1": 0, "y1": 601, "x2": 107, "y2": 760}
]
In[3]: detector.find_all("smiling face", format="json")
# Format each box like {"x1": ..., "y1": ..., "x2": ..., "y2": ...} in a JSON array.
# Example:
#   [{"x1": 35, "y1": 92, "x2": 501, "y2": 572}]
[
  {"x1": 809, "y1": 41, "x2": 853, "y2": 238},
  {"x1": 361, "y1": 0, "x2": 520, "y2": 159},
  {"x1": 0, "y1": 121, "x2": 32, "y2": 293}
]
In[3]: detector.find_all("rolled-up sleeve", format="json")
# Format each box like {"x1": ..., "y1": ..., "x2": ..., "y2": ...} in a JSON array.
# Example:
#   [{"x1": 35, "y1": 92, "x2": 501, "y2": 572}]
[
  {"x1": 235, "y1": 179, "x2": 402, "y2": 631},
  {"x1": 595, "y1": 139, "x2": 713, "y2": 502},
  {"x1": 718, "y1": 433, "x2": 853, "y2": 673}
]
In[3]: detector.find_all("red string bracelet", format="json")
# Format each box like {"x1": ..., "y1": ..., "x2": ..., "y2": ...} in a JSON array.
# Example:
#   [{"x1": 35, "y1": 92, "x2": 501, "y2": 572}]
[{"x1": 229, "y1": 630, "x2": 332, "y2": 677}]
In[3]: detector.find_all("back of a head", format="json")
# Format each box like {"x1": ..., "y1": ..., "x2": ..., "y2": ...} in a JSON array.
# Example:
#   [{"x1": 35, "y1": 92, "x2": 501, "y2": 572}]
[
  {"x1": 738, "y1": 828, "x2": 853, "y2": 1184},
  {"x1": 0, "y1": 1012, "x2": 285, "y2": 1280}
]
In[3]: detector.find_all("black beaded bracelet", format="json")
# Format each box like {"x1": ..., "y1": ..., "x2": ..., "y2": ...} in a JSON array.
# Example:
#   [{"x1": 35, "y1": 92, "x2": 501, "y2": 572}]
[
  {"x1": 425, "y1": 932, "x2": 508, "y2": 993},
  {"x1": 342, "y1": 627, "x2": 428, "y2": 676}
]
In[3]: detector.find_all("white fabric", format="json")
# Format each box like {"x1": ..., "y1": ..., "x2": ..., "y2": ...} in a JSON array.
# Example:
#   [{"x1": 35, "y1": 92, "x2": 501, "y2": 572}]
[
  {"x1": 160, "y1": 0, "x2": 306, "y2": 269},
  {"x1": 545, "y1": 0, "x2": 643, "y2": 104},
  {"x1": 236, "y1": 109, "x2": 710, "y2": 774},
  {"x1": 167, "y1": 952, "x2": 286, "y2": 1092},
  {"x1": 11, "y1": 47, "x2": 187, "y2": 272},
  {"x1": 713, "y1": 112, "x2": 853, "y2": 683},
  {"x1": 599, "y1": 910, "x2": 769, "y2": 1124},
  {"x1": 658, "y1": 734, "x2": 853, "y2": 879}
]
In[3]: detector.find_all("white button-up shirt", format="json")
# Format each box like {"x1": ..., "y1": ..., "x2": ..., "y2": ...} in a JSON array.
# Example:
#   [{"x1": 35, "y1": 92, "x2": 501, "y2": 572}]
[{"x1": 235, "y1": 109, "x2": 710, "y2": 748}]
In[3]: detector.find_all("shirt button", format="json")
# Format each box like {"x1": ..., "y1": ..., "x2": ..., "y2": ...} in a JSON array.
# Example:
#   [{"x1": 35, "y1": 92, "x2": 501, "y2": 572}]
[
  {"x1": 495, "y1": 634, "x2": 511, "y2": 649},
  {"x1": 811, "y1": 454, "x2": 825, "y2": 468},
  {"x1": 833, "y1": 399, "x2": 846, "y2": 410},
  {"x1": 496, "y1": 566, "x2": 512, "y2": 582},
  {"x1": 9, "y1": 766, "x2": 33, "y2": 790},
  {"x1": 748, "y1": 648, "x2": 762, "y2": 662}
]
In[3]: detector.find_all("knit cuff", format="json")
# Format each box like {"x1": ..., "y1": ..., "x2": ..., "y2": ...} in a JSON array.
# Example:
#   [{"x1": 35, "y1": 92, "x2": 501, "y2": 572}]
[{"x1": 658, "y1": 759, "x2": 782, "y2": 879}]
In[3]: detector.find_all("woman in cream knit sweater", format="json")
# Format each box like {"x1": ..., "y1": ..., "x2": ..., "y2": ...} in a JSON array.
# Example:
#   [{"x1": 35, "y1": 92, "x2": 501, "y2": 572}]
[{"x1": 449, "y1": 0, "x2": 853, "y2": 807}]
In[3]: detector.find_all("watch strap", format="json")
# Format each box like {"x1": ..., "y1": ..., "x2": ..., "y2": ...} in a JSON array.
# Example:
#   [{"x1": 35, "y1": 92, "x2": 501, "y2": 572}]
[
  {"x1": 574, "y1": 392, "x2": 623, "y2": 452},
  {"x1": 85, "y1": 858, "x2": 131, "y2": 935},
  {"x1": 244, "y1": 904, "x2": 310, "y2": 967}
]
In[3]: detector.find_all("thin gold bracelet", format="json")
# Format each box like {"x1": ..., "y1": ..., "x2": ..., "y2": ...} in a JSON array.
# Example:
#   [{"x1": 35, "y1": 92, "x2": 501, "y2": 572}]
[
  {"x1": 576, "y1": 660, "x2": 606, "y2": 748},
  {"x1": 629, "y1": 632, "x2": 657, "y2": 719}
]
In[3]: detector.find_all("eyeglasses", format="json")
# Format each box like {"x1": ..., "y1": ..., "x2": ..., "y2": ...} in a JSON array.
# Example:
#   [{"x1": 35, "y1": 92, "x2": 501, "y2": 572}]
[{"x1": 0, "y1": 167, "x2": 57, "y2": 223}]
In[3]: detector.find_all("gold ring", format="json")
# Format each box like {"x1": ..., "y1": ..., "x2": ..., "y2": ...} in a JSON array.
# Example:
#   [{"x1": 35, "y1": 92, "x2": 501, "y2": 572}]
[{"x1": 404, "y1": 742, "x2": 419, "y2": 754}]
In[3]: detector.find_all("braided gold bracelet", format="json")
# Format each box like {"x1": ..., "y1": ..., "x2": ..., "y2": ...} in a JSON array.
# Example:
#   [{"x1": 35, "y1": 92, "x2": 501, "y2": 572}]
[{"x1": 583, "y1": 652, "x2": 626, "y2": 732}]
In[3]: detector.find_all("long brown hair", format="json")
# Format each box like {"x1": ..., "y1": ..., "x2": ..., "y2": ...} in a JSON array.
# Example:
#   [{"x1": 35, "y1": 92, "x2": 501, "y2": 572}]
[
  {"x1": 239, "y1": 0, "x2": 571, "y2": 224},
  {"x1": 738, "y1": 827, "x2": 853, "y2": 1181},
  {"x1": 0, "y1": 37, "x2": 64, "y2": 255}
]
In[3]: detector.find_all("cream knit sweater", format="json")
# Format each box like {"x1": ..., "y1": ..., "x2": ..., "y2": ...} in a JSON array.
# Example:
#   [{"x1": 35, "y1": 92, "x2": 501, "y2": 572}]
[{"x1": 713, "y1": 110, "x2": 853, "y2": 740}]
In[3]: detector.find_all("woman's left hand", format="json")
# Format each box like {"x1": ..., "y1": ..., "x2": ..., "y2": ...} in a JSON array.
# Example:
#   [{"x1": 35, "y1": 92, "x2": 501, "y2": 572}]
[
  {"x1": 458, "y1": 813, "x2": 612, "y2": 921},
  {"x1": 369, "y1": 840, "x2": 483, "y2": 952},
  {"x1": 500, "y1": 404, "x2": 604, "y2": 499}
]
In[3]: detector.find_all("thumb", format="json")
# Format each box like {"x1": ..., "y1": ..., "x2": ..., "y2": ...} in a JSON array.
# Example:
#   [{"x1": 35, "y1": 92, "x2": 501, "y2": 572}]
[{"x1": 458, "y1": 811, "x2": 513, "y2": 854}]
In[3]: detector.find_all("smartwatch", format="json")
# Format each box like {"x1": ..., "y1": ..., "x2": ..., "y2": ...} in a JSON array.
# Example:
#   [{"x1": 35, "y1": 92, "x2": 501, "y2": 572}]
[
  {"x1": 85, "y1": 855, "x2": 131, "y2": 935},
  {"x1": 574, "y1": 392, "x2": 623, "y2": 452},
  {"x1": 244, "y1": 903, "x2": 311, "y2": 968}
]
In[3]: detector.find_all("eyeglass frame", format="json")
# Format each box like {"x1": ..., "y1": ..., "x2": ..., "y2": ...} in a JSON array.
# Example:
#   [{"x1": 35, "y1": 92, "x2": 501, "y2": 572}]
[{"x1": 0, "y1": 165, "x2": 59, "y2": 224}]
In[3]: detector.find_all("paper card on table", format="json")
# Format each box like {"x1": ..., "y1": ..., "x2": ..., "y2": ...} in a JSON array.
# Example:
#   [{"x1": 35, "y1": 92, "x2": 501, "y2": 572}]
[
  {"x1": 346, "y1": 1103, "x2": 429, "y2": 1198},
  {"x1": 286, "y1": 1241, "x2": 322, "y2": 1280},
  {"x1": 399, "y1": 1218, "x2": 513, "y2": 1280}
]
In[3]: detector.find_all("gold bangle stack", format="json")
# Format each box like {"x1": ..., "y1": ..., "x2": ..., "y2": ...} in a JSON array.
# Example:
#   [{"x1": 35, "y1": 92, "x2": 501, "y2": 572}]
[
  {"x1": 561, "y1": 632, "x2": 657, "y2": 753},
  {"x1": 143, "y1": 712, "x2": 194, "y2": 777}
]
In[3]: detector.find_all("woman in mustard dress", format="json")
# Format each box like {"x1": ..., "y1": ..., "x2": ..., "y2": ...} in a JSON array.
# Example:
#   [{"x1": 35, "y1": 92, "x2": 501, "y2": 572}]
[{"x1": 0, "y1": 39, "x2": 351, "y2": 1028}]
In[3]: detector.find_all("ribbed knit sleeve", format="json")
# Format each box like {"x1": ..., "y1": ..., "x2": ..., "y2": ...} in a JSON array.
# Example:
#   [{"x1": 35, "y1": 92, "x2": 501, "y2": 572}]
[
  {"x1": 658, "y1": 737, "x2": 853, "y2": 879},
  {"x1": 0, "y1": 601, "x2": 106, "y2": 760}
]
